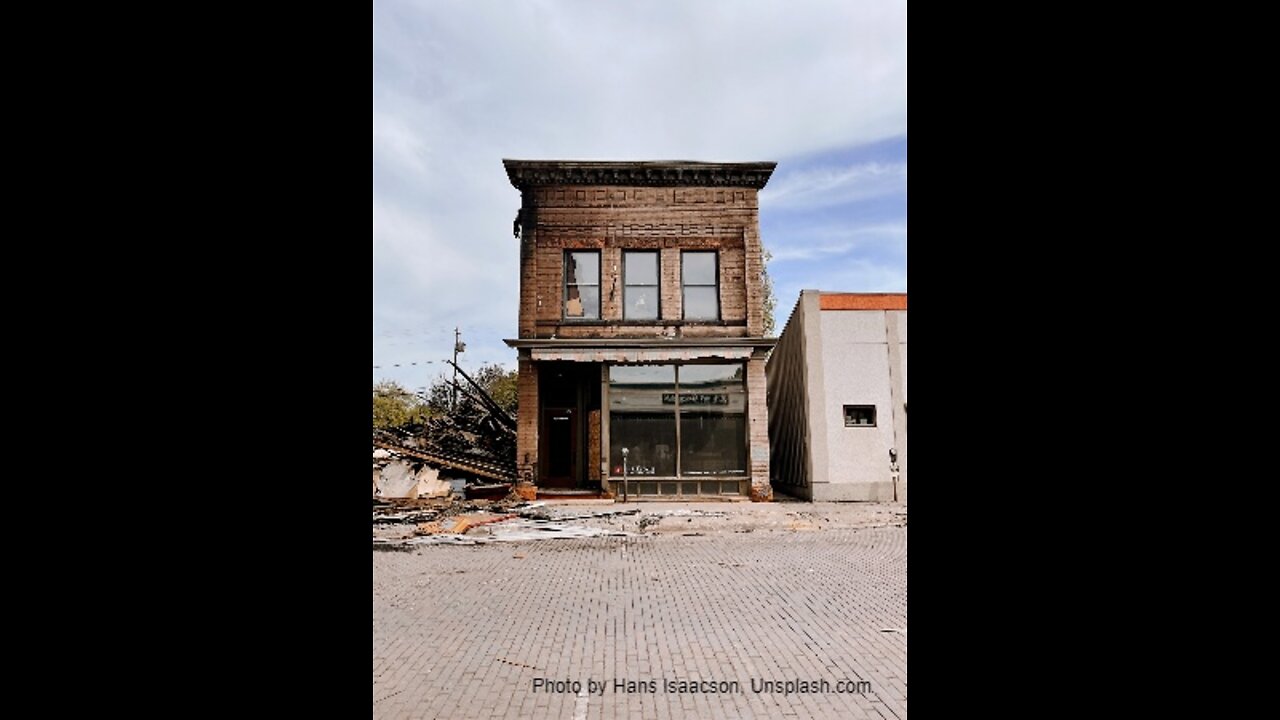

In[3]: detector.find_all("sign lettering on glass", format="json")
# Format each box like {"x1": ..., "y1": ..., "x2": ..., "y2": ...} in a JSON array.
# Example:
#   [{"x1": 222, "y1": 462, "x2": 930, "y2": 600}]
[{"x1": 661, "y1": 393, "x2": 729, "y2": 405}]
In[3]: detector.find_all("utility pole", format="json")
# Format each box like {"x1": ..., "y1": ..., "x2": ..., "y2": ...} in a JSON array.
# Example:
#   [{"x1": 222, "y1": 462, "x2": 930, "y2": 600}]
[{"x1": 452, "y1": 326, "x2": 466, "y2": 410}]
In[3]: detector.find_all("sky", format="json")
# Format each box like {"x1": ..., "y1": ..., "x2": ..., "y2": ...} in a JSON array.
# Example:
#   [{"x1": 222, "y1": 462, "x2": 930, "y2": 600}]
[{"x1": 373, "y1": 0, "x2": 906, "y2": 395}]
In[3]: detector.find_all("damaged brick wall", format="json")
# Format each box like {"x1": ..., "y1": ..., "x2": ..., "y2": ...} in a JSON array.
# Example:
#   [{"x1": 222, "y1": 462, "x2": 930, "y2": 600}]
[
  {"x1": 588, "y1": 409, "x2": 601, "y2": 484},
  {"x1": 747, "y1": 355, "x2": 773, "y2": 502},
  {"x1": 516, "y1": 355, "x2": 539, "y2": 490},
  {"x1": 507, "y1": 161, "x2": 776, "y2": 501},
  {"x1": 518, "y1": 185, "x2": 766, "y2": 341}
]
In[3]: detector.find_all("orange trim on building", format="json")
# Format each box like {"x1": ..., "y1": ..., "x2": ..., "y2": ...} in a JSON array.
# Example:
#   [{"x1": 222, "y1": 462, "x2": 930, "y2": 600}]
[{"x1": 818, "y1": 293, "x2": 907, "y2": 311}]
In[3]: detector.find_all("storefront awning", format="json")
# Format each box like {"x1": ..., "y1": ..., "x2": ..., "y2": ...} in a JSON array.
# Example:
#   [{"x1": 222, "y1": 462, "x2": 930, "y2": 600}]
[{"x1": 529, "y1": 346, "x2": 757, "y2": 363}]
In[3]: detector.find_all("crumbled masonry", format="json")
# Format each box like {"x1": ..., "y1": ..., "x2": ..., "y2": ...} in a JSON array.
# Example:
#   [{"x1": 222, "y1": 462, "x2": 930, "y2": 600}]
[{"x1": 374, "y1": 360, "x2": 519, "y2": 495}]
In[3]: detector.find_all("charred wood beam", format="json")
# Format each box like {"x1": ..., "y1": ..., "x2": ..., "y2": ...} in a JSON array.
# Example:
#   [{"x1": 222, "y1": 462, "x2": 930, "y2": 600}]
[
  {"x1": 445, "y1": 360, "x2": 517, "y2": 430},
  {"x1": 446, "y1": 380, "x2": 515, "y2": 435},
  {"x1": 372, "y1": 439, "x2": 516, "y2": 482}
]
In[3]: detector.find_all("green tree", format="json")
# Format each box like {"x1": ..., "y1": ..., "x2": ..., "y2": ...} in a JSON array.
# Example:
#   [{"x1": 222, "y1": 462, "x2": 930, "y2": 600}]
[
  {"x1": 422, "y1": 363, "x2": 519, "y2": 416},
  {"x1": 372, "y1": 380, "x2": 430, "y2": 429},
  {"x1": 423, "y1": 376, "x2": 454, "y2": 415},
  {"x1": 470, "y1": 363, "x2": 519, "y2": 415},
  {"x1": 761, "y1": 246, "x2": 777, "y2": 336}
]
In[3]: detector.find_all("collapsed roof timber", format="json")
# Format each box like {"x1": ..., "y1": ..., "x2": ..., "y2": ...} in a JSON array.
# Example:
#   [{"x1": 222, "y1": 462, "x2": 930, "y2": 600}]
[{"x1": 373, "y1": 360, "x2": 518, "y2": 486}]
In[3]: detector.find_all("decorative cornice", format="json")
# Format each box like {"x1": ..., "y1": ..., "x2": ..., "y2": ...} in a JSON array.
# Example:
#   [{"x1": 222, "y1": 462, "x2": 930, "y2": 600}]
[{"x1": 503, "y1": 160, "x2": 777, "y2": 190}]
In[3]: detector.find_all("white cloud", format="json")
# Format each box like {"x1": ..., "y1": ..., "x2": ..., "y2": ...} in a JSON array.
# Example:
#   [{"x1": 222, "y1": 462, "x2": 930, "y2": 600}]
[
  {"x1": 773, "y1": 257, "x2": 907, "y2": 321},
  {"x1": 375, "y1": 0, "x2": 906, "y2": 160},
  {"x1": 761, "y1": 162, "x2": 907, "y2": 211},
  {"x1": 373, "y1": 0, "x2": 907, "y2": 379},
  {"x1": 372, "y1": 108, "x2": 431, "y2": 179},
  {"x1": 768, "y1": 223, "x2": 906, "y2": 262}
]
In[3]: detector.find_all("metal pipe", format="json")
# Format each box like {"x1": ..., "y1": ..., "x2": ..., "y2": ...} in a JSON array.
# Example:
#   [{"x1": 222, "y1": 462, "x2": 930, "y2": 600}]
[
  {"x1": 621, "y1": 447, "x2": 629, "y2": 502},
  {"x1": 889, "y1": 447, "x2": 900, "y2": 502},
  {"x1": 451, "y1": 326, "x2": 463, "y2": 411}
]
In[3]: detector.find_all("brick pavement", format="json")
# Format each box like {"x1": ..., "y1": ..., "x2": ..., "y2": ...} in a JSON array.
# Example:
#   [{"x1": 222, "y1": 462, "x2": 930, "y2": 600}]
[{"x1": 373, "y1": 522, "x2": 906, "y2": 719}]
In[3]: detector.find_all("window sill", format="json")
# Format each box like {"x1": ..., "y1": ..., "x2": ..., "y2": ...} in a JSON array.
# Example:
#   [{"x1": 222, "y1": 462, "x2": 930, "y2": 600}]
[
  {"x1": 607, "y1": 475, "x2": 749, "y2": 480},
  {"x1": 540, "y1": 319, "x2": 745, "y2": 327}
]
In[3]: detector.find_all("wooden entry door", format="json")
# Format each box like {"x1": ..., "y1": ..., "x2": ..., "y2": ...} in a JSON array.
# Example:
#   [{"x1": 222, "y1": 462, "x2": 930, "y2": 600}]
[{"x1": 540, "y1": 407, "x2": 578, "y2": 488}]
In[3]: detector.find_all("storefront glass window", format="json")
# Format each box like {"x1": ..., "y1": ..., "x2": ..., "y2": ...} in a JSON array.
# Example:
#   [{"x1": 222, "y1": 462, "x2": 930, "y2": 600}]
[
  {"x1": 677, "y1": 364, "x2": 746, "y2": 475},
  {"x1": 608, "y1": 365, "x2": 676, "y2": 477},
  {"x1": 608, "y1": 363, "x2": 746, "y2": 478}
]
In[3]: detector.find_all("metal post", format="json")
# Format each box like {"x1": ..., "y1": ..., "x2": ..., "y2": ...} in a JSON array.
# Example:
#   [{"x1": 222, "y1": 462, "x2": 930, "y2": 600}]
[
  {"x1": 621, "y1": 447, "x2": 629, "y2": 502},
  {"x1": 451, "y1": 326, "x2": 465, "y2": 411},
  {"x1": 889, "y1": 448, "x2": 900, "y2": 502}
]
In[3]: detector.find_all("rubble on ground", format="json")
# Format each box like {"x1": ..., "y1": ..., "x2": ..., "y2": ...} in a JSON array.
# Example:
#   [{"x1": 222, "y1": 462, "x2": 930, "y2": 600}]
[
  {"x1": 372, "y1": 493, "x2": 524, "y2": 524},
  {"x1": 372, "y1": 458, "x2": 452, "y2": 500},
  {"x1": 372, "y1": 500, "x2": 909, "y2": 549},
  {"x1": 371, "y1": 497, "x2": 641, "y2": 548},
  {"x1": 408, "y1": 520, "x2": 634, "y2": 545},
  {"x1": 373, "y1": 360, "x2": 518, "y2": 499}
]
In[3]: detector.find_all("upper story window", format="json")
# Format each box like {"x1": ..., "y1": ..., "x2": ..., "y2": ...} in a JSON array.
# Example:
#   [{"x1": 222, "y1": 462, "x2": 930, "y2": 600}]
[
  {"x1": 682, "y1": 251, "x2": 719, "y2": 321},
  {"x1": 564, "y1": 251, "x2": 600, "y2": 319},
  {"x1": 623, "y1": 251, "x2": 659, "y2": 320}
]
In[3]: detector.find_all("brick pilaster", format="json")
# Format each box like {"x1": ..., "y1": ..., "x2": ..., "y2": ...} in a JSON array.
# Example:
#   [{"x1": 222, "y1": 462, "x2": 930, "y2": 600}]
[
  {"x1": 747, "y1": 355, "x2": 773, "y2": 501},
  {"x1": 516, "y1": 353, "x2": 539, "y2": 490}
]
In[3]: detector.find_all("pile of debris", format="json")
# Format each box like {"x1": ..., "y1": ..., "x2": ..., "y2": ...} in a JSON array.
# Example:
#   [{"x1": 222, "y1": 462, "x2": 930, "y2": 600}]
[
  {"x1": 371, "y1": 447, "x2": 454, "y2": 500},
  {"x1": 372, "y1": 494, "x2": 524, "y2": 524},
  {"x1": 373, "y1": 361, "x2": 517, "y2": 498},
  {"x1": 372, "y1": 500, "x2": 640, "y2": 549}
]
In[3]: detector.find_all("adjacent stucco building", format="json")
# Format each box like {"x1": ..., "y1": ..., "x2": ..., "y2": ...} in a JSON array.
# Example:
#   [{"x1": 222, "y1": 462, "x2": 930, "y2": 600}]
[
  {"x1": 767, "y1": 291, "x2": 907, "y2": 501},
  {"x1": 503, "y1": 160, "x2": 777, "y2": 500}
]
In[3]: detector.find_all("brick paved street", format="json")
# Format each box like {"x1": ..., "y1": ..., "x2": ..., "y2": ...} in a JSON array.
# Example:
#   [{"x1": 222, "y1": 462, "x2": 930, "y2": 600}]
[{"x1": 373, "y1": 506, "x2": 906, "y2": 719}]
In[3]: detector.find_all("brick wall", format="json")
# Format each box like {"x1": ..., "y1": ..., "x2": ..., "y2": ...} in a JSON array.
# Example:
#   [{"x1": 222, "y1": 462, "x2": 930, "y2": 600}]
[
  {"x1": 747, "y1": 354, "x2": 773, "y2": 501},
  {"x1": 515, "y1": 354, "x2": 539, "y2": 486},
  {"x1": 518, "y1": 185, "x2": 766, "y2": 340},
  {"x1": 518, "y1": 217, "x2": 539, "y2": 339},
  {"x1": 508, "y1": 162, "x2": 776, "y2": 500}
]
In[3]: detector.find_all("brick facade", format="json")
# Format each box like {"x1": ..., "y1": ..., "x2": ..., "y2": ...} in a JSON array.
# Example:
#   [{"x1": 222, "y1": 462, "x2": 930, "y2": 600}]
[
  {"x1": 515, "y1": 355, "x2": 538, "y2": 493},
  {"x1": 519, "y1": 198, "x2": 763, "y2": 339},
  {"x1": 505, "y1": 160, "x2": 776, "y2": 500},
  {"x1": 746, "y1": 357, "x2": 773, "y2": 501}
]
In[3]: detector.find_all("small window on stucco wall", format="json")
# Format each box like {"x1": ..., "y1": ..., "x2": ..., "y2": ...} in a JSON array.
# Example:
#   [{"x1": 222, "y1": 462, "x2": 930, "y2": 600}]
[{"x1": 843, "y1": 405, "x2": 876, "y2": 427}]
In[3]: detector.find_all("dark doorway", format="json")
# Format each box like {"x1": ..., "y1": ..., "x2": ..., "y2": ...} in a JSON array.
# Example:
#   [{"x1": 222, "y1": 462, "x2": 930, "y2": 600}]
[
  {"x1": 541, "y1": 407, "x2": 577, "y2": 487},
  {"x1": 538, "y1": 362, "x2": 601, "y2": 489}
]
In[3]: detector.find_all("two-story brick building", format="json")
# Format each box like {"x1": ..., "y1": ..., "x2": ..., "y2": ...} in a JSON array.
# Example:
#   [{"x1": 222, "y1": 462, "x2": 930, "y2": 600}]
[{"x1": 502, "y1": 160, "x2": 777, "y2": 501}]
